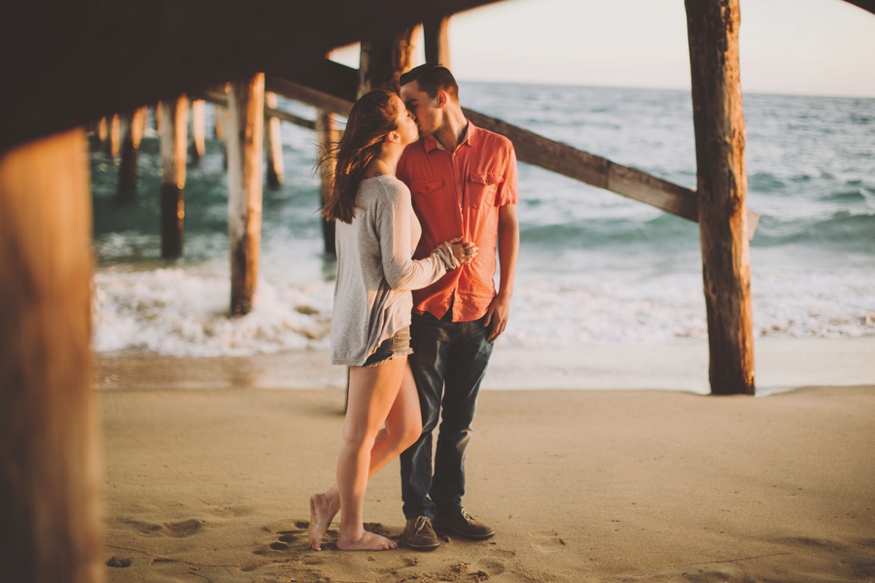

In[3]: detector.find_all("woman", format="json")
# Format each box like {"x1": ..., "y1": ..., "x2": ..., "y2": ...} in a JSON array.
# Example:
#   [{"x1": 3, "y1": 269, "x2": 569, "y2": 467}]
[{"x1": 309, "y1": 89, "x2": 477, "y2": 551}]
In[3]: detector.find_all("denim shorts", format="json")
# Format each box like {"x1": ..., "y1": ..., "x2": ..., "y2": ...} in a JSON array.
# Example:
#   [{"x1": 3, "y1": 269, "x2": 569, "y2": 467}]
[{"x1": 362, "y1": 327, "x2": 413, "y2": 367}]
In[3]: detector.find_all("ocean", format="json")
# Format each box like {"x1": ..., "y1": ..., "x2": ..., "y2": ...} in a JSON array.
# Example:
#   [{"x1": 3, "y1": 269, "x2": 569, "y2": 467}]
[{"x1": 90, "y1": 82, "x2": 875, "y2": 358}]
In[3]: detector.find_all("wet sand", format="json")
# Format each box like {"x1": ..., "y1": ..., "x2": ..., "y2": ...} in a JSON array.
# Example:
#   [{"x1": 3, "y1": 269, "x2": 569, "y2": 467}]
[{"x1": 97, "y1": 358, "x2": 875, "y2": 582}]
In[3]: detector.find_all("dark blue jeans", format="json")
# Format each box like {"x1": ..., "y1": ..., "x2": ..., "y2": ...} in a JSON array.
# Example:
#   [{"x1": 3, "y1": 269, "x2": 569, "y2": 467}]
[{"x1": 400, "y1": 310, "x2": 494, "y2": 520}]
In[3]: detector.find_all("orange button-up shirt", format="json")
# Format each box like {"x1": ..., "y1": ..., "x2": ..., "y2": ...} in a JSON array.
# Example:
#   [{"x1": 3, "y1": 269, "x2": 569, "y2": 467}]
[{"x1": 397, "y1": 122, "x2": 518, "y2": 322}]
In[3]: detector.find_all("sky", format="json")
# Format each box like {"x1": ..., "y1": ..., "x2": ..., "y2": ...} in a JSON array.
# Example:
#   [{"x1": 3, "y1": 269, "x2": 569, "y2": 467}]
[{"x1": 332, "y1": 0, "x2": 875, "y2": 98}]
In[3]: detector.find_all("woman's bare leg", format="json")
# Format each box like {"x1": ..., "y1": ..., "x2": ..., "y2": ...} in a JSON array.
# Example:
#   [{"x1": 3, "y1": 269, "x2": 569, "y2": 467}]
[
  {"x1": 309, "y1": 362, "x2": 421, "y2": 549},
  {"x1": 309, "y1": 361, "x2": 420, "y2": 549},
  {"x1": 310, "y1": 358, "x2": 422, "y2": 551}
]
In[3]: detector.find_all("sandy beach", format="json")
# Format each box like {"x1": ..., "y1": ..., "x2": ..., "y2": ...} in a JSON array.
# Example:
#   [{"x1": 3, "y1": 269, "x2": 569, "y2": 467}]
[{"x1": 97, "y1": 344, "x2": 875, "y2": 583}]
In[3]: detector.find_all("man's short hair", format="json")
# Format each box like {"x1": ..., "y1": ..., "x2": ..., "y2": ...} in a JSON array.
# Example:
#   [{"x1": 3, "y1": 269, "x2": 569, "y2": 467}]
[{"x1": 399, "y1": 64, "x2": 459, "y2": 103}]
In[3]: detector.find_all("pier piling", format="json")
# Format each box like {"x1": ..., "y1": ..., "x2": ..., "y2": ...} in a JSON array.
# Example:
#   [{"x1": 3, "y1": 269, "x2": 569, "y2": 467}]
[
  {"x1": 0, "y1": 129, "x2": 102, "y2": 583},
  {"x1": 116, "y1": 106, "x2": 147, "y2": 202},
  {"x1": 227, "y1": 74, "x2": 265, "y2": 316},
  {"x1": 105, "y1": 113, "x2": 120, "y2": 158},
  {"x1": 214, "y1": 103, "x2": 225, "y2": 139},
  {"x1": 265, "y1": 91, "x2": 284, "y2": 188},
  {"x1": 316, "y1": 109, "x2": 339, "y2": 257},
  {"x1": 190, "y1": 99, "x2": 207, "y2": 165},
  {"x1": 358, "y1": 26, "x2": 417, "y2": 97},
  {"x1": 160, "y1": 97, "x2": 188, "y2": 259},
  {"x1": 423, "y1": 15, "x2": 452, "y2": 66},
  {"x1": 685, "y1": 0, "x2": 755, "y2": 395}
]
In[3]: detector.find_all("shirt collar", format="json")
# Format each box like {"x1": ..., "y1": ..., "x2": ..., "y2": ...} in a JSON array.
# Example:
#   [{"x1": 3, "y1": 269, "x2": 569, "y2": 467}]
[{"x1": 423, "y1": 120, "x2": 478, "y2": 153}]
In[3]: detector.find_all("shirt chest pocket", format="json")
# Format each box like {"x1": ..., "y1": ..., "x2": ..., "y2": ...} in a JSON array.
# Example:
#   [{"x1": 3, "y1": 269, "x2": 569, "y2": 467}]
[
  {"x1": 410, "y1": 178, "x2": 450, "y2": 217},
  {"x1": 467, "y1": 171, "x2": 503, "y2": 208}
]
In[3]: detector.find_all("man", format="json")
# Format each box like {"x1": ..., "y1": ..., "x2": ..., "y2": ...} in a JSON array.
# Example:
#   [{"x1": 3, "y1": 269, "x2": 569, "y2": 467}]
[{"x1": 396, "y1": 64, "x2": 519, "y2": 551}]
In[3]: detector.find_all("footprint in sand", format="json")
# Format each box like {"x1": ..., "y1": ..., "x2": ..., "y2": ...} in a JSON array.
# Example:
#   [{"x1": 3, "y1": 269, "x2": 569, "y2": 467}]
[
  {"x1": 491, "y1": 548, "x2": 516, "y2": 559},
  {"x1": 470, "y1": 558, "x2": 506, "y2": 576},
  {"x1": 205, "y1": 505, "x2": 254, "y2": 518},
  {"x1": 165, "y1": 519, "x2": 205, "y2": 537},
  {"x1": 106, "y1": 556, "x2": 132, "y2": 568},
  {"x1": 277, "y1": 531, "x2": 299, "y2": 543},
  {"x1": 253, "y1": 521, "x2": 316, "y2": 558},
  {"x1": 120, "y1": 517, "x2": 205, "y2": 538},
  {"x1": 528, "y1": 530, "x2": 565, "y2": 553}
]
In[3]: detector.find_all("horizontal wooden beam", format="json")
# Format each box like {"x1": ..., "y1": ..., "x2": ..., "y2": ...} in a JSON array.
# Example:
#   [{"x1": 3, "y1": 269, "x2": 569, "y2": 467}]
[
  {"x1": 0, "y1": 0, "x2": 501, "y2": 153},
  {"x1": 192, "y1": 89, "x2": 316, "y2": 130}
]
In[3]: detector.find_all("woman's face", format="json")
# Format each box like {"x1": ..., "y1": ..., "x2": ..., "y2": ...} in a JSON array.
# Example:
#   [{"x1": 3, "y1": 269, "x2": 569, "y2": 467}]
[{"x1": 392, "y1": 94, "x2": 420, "y2": 146}]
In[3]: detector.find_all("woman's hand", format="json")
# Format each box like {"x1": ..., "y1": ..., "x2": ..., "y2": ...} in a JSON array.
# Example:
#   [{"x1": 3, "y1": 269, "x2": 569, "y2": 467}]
[{"x1": 447, "y1": 236, "x2": 478, "y2": 265}]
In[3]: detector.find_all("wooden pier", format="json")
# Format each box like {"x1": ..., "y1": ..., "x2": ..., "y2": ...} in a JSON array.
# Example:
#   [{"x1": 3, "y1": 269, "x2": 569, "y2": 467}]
[{"x1": 3, "y1": 1, "x2": 874, "y2": 580}]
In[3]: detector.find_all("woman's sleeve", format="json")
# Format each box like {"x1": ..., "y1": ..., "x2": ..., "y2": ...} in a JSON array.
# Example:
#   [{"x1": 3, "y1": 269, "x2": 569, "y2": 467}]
[{"x1": 376, "y1": 181, "x2": 451, "y2": 291}]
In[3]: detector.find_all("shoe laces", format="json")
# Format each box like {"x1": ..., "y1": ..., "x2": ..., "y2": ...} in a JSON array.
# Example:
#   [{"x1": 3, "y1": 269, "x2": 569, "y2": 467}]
[
  {"x1": 459, "y1": 508, "x2": 475, "y2": 523},
  {"x1": 414, "y1": 515, "x2": 431, "y2": 534}
]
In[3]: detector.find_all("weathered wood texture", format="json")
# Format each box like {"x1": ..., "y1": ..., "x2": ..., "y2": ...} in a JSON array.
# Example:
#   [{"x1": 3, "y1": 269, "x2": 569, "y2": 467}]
[
  {"x1": 265, "y1": 91, "x2": 285, "y2": 188},
  {"x1": 358, "y1": 26, "x2": 417, "y2": 97},
  {"x1": 464, "y1": 109, "x2": 701, "y2": 221},
  {"x1": 117, "y1": 106, "x2": 148, "y2": 202},
  {"x1": 686, "y1": 0, "x2": 755, "y2": 395},
  {"x1": 316, "y1": 110, "x2": 340, "y2": 256},
  {"x1": 160, "y1": 97, "x2": 189, "y2": 259},
  {"x1": 423, "y1": 15, "x2": 452, "y2": 66},
  {"x1": 1, "y1": 0, "x2": 500, "y2": 154},
  {"x1": 190, "y1": 99, "x2": 207, "y2": 165},
  {"x1": 227, "y1": 74, "x2": 265, "y2": 316},
  {"x1": 0, "y1": 129, "x2": 102, "y2": 583}
]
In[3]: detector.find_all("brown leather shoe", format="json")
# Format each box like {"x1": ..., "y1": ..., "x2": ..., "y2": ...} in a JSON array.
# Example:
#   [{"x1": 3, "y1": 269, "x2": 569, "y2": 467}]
[
  {"x1": 401, "y1": 516, "x2": 440, "y2": 551},
  {"x1": 432, "y1": 507, "x2": 495, "y2": 539}
]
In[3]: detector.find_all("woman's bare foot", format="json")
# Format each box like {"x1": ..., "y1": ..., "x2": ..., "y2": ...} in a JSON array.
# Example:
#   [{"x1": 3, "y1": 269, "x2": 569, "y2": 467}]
[
  {"x1": 336, "y1": 530, "x2": 398, "y2": 551},
  {"x1": 309, "y1": 492, "x2": 339, "y2": 551}
]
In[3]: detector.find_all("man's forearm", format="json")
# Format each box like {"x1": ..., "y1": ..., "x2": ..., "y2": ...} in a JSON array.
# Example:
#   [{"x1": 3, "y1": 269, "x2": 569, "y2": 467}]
[{"x1": 496, "y1": 205, "x2": 519, "y2": 298}]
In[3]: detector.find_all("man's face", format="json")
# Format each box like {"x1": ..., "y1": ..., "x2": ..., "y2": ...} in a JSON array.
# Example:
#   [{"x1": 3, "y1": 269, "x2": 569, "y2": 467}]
[{"x1": 401, "y1": 80, "x2": 441, "y2": 138}]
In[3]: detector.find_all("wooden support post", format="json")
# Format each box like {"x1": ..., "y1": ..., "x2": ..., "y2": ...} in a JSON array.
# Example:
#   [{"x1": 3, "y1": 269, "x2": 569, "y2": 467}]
[
  {"x1": 160, "y1": 97, "x2": 188, "y2": 259},
  {"x1": 213, "y1": 104, "x2": 225, "y2": 139},
  {"x1": 116, "y1": 106, "x2": 147, "y2": 202},
  {"x1": 0, "y1": 128, "x2": 102, "y2": 583},
  {"x1": 423, "y1": 15, "x2": 452, "y2": 66},
  {"x1": 685, "y1": 0, "x2": 755, "y2": 395},
  {"x1": 190, "y1": 99, "x2": 206, "y2": 165},
  {"x1": 264, "y1": 91, "x2": 284, "y2": 188},
  {"x1": 316, "y1": 110, "x2": 339, "y2": 257},
  {"x1": 97, "y1": 116, "x2": 108, "y2": 144},
  {"x1": 358, "y1": 26, "x2": 417, "y2": 97},
  {"x1": 105, "y1": 113, "x2": 120, "y2": 157},
  {"x1": 227, "y1": 74, "x2": 265, "y2": 316}
]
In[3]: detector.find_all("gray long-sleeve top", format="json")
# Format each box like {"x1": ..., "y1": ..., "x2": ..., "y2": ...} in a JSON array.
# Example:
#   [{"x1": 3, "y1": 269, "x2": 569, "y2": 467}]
[{"x1": 330, "y1": 175, "x2": 452, "y2": 366}]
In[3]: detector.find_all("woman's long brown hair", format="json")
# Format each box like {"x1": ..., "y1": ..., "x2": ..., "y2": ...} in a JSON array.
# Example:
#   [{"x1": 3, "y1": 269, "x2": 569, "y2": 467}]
[{"x1": 321, "y1": 89, "x2": 400, "y2": 224}]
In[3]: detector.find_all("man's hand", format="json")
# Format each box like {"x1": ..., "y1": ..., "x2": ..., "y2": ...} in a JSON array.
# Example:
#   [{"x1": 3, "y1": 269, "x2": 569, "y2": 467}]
[{"x1": 484, "y1": 291, "x2": 512, "y2": 342}]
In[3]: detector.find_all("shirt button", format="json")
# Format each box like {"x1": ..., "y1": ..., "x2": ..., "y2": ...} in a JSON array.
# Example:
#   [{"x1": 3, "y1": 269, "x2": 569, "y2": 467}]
[{"x1": 456, "y1": 180, "x2": 460, "y2": 184}]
